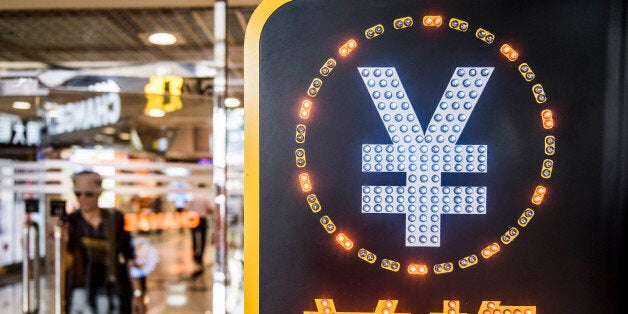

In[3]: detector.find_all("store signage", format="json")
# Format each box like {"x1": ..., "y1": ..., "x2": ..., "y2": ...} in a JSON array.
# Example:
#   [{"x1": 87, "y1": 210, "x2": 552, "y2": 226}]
[
  {"x1": 144, "y1": 75, "x2": 184, "y2": 115},
  {"x1": 123, "y1": 211, "x2": 200, "y2": 232},
  {"x1": 44, "y1": 92, "x2": 121, "y2": 135},
  {"x1": 0, "y1": 114, "x2": 42, "y2": 146},
  {"x1": 303, "y1": 299, "x2": 534, "y2": 314},
  {"x1": 245, "y1": 0, "x2": 616, "y2": 313},
  {"x1": 145, "y1": 75, "x2": 184, "y2": 96}
]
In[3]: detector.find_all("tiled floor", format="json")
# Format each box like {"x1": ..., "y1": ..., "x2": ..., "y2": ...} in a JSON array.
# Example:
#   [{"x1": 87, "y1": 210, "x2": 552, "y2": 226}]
[{"x1": 0, "y1": 229, "x2": 244, "y2": 314}]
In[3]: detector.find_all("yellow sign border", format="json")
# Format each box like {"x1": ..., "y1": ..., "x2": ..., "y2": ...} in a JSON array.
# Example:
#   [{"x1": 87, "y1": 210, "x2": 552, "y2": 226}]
[{"x1": 244, "y1": 0, "x2": 292, "y2": 313}]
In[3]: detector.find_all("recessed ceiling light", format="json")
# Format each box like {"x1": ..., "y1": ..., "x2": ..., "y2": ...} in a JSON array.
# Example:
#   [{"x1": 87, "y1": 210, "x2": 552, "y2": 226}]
[
  {"x1": 119, "y1": 133, "x2": 131, "y2": 141},
  {"x1": 147, "y1": 108, "x2": 165, "y2": 117},
  {"x1": 12, "y1": 101, "x2": 31, "y2": 110},
  {"x1": 224, "y1": 97, "x2": 241, "y2": 108},
  {"x1": 148, "y1": 32, "x2": 177, "y2": 45}
]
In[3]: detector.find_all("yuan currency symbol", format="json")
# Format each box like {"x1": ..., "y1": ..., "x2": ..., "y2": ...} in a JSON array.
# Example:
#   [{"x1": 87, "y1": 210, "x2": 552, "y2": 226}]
[{"x1": 359, "y1": 67, "x2": 493, "y2": 247}]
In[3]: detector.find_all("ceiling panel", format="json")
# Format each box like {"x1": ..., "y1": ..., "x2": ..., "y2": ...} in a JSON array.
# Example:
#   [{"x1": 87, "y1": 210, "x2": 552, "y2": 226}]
[
  {"x1": 0, "y1": 4, "x2": 256, "y2": 160},
  {"x1": 0, "y1": 7, "x2": 253, "y2": 68}
]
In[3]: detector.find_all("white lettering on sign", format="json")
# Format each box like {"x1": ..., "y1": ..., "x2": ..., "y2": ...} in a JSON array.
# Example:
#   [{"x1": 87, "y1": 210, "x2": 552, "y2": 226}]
[
  {"x1": 45, "y1": 92, "x2": 121, "y2": 135},
  {"x1": 11, "y1": 121, "x2": 26, "y2": 145},
  {"x1": 25, "y1": 121, "x2": 42, "y2": 146},
  {"x1": 0, "y1": 114, "x2": 42, "y2": 147},
  {"x1": 358, "y1": 67, "x2": 493, "y2": 247},
  {"x1": 0, "y1": 115, "x2": 13, "y2": 143}
]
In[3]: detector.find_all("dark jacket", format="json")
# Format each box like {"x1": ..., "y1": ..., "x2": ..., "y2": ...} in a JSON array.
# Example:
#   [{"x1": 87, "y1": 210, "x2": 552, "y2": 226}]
[{"x1": 65, "y1": 208, "x2": 135, "y2": 314}]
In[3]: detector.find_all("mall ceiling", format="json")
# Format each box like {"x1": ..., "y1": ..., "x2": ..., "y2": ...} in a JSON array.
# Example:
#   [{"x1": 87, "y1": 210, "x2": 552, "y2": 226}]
[
  {"x1": 0, "y1": 0, "x2": 258, "y2": 71},
  {"x1": 0, "y1": 0, "x2": 260, "y2": 160}
]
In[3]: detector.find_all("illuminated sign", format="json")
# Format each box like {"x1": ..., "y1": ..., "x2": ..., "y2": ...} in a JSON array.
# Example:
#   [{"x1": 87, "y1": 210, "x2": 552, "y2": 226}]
[
  {"x1": 245, "y1": 0, "x2": 623, "y2": 313},
  {"x1": 144, "y1": 75, "x2": 184, "y2": 116},
  {"x1": 0, "y1": 114, "x2": 42, "y2": 146},
  {"x1": 358, "y1": 66, "x2": 491, "y2": 247},
  {"x1": 44, "y1": 93, "x2": 121, "y2": 135},
  {"x1": 303, "y1": 299, "x2": 535, "y2": 314},
  {"x1": 123, "y1": 211, "x2": 200, "y2": 232}
]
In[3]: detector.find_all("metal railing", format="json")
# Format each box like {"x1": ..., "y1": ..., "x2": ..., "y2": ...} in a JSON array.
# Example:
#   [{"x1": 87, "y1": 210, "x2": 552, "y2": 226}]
[
  {"x1": 54, "y1": 222, "x2": 63, "y2": 314},
  {"x1": 22, "y1": 219, "x2": 40, "y2": 314}
]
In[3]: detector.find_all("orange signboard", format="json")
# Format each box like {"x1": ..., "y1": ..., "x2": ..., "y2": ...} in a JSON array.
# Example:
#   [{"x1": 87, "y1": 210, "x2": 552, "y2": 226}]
[{"x1": 124, "y1": 211, "x2": 200, "y2": 232}]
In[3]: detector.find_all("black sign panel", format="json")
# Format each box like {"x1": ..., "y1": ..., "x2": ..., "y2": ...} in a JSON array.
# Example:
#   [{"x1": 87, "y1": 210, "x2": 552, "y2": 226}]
[
  {"x1": 50, "y1": 200, "x2": 67, "y2": 217},
  {"x1": 25, "y1": 199, "x2": 39, "y2": 213},
  {"x1": 244, "y1": 0, "x2": 624, "y2": 313}
]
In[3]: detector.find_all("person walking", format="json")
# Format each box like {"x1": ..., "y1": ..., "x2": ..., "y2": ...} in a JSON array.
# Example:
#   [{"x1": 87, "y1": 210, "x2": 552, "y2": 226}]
[
  {"x1": 185, "y1": 183, "x2": 214, "y2": 271},
  {"x1": 64, "y1": 170, "x2": 146, "y2": 314}
]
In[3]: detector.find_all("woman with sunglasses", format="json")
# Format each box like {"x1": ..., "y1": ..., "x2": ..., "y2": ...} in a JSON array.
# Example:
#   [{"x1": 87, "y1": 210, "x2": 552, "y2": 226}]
[{"x1": 64, "y1": 170, "x2": 146, "y2": 314}]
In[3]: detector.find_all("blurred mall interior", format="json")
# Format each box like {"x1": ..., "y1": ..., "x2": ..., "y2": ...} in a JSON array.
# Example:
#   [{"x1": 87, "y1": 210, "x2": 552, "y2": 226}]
[{"x1": 0, "y1": 1, "x2": 259, "y2": 313}]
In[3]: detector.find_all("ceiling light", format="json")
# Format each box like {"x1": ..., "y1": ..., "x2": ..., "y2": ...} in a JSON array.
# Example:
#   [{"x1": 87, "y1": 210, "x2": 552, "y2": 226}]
[
  {"x1": 148, "y1": 32, "x2": 177, "y2": 45},
  {"x1": 147, "y1": 108, "x2": 165, "y2": 117},
  {"x1": 12, "y1": 101, "x2": 31, "y2": 110},
  {"x1": 102, "y1": 127, "x2": 116, "y2": 135},
  {"x1": 224, "y1": 97, "x2": 241, "y2": 108},
  {"x1": 119, "y1": 132, "x2": 131, "y2": 141}
]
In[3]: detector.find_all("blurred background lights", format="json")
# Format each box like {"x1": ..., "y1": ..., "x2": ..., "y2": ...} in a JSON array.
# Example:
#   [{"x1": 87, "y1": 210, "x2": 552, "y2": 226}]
[
  {"x1": 147, "y1": 108, "x2": 166, "y2": 117},
  {"x1": 224, "y1": 97, "x2": 241, "y2": 108},
  {"x1": 12, "y1": 101, "x2": 31, "y2": 109}
]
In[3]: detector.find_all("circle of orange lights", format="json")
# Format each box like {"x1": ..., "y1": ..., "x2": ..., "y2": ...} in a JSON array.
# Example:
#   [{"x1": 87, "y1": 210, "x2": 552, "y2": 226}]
[{"x1": 292, "y1": 13, "x2": 556, "y2": 277}]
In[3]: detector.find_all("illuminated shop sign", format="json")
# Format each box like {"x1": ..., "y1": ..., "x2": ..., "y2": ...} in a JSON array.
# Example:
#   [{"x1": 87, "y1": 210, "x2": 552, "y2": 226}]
[
  {"x1": 44, "y1": 92, "x2": 121, "y2": 135},
  {"x1": 144, "y1": 75, "x2": 184, "y2": 116},
  {"x1": 123, "y1": 211, "x2": 200, "y2": 232},
  {"x1": 245, "y1": 0, "x2": 619, "y2": 313},
  {"x1": 0, "y1": 114, "x2": 42, "y2": 147}
]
